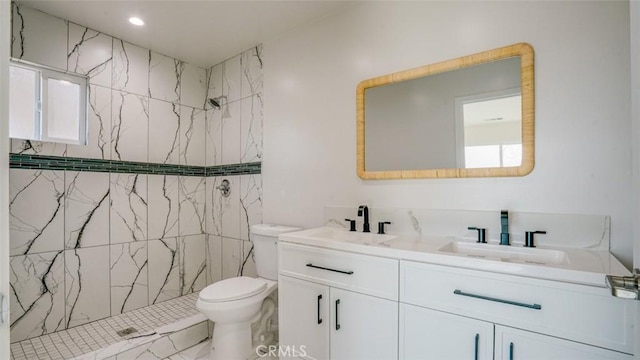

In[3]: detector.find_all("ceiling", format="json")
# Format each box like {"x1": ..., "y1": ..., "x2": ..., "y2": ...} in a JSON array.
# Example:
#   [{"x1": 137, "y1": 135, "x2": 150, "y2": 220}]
[{"x1": 16, "y1": 0, "x2": 353, "y2": 68}]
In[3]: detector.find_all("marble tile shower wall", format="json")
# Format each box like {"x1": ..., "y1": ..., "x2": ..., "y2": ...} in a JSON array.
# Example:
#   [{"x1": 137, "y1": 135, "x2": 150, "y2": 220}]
[{"x1": 8, "y1": 3, "x2": 264, "y2": 343}]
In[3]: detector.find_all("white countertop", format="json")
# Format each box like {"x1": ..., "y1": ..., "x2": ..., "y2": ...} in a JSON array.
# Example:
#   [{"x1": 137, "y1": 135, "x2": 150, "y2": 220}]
[{"x1": 279, "y1": 227, "x2": 631, "y2": 288}]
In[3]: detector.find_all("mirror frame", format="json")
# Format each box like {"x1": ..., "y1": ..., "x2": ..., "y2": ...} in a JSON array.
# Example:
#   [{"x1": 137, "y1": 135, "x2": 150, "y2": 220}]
[{"x1": 356, "y1": 42, "x2": 535, "y2": 180}]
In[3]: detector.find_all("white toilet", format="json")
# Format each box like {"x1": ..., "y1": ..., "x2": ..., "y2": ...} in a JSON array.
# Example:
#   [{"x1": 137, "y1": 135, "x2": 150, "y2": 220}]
[{"x1": 196, "y1": 224, "x2": 300, "y2": 360}]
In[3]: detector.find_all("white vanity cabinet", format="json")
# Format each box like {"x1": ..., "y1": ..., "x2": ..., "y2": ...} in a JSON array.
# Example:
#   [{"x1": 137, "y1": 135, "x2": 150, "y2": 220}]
[
  {"x1": 278, "y1": 243, "x2": 399, "y2": 360},
  {"x1": 495, "y1": 325, "x2": 632, "y2": 360},
  {"x1": 400, "y1": 260, "x2": 636, "y2": 359},
  {"x1": 279, "y1": 276, "x2": 330, "y2": 360},
  {"x1": 400, "y1": 303, "x2": 494, "y2": 360}
]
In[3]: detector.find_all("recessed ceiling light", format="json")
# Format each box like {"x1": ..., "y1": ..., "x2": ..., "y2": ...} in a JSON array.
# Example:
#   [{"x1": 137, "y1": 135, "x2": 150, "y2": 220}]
[{"x1": 128, "y1": 17, "x2": 144, "y2": 26}]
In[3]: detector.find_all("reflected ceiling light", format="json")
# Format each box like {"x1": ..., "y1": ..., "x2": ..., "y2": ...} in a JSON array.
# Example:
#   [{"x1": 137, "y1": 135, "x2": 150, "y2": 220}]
[{"x1": 128, "y1": 17, "x2": 144, "y2": 26}]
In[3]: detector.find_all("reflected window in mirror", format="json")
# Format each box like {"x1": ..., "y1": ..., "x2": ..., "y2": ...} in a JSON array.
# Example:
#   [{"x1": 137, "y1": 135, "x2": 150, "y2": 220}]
[{"x1": 356, "y1": 43, "x2": 534, "y2": 180}]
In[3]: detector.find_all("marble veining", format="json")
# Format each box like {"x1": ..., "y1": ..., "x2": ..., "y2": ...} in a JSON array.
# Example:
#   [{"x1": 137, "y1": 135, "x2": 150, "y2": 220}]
[
  {"x1": 180, "y1": 63, "x2": 208, "y2": 109},
  {"x1": 11, "y1": 3, "x2": 25, "y2": 59},
  {"x1": 10, "y1": 251, "x2": 66, "y2": 342},
  {"x1": 179, "y1": 176, "x2": 206, "y2": 236},
  {"x1": 241, "y1": 45, "x2": 264, "y2": 98},
  {"x1": 110, "y1": 174, "x2": 147, "y2": 243},
  {"x1": 180, "y1": 107, "x2": 206, "y2": 167},
  {"x1": 110, "y1": 242, "x2": 149, "y2": 314},
  {"x1": 11, "y1": 139, "x2": 67, "y2": 157},
  {"x1": 11, "y1": 3, "x2": 67, "y2": 70},
  {"x1": 205, "y1": 108, "x2": 222, "y2": 167},
  {"x1": 239, "y1": 174, "x2": 262, "y2": 241},
  {"x1": 65, "y1": 247, "x2": 111, "y2": 329},
  {"x1": 222, "y1": 55, "x2": 242, "y2": 103},
  {"x1": 149, "y1": 238, "x2": 180, "y2": 304},
  {"x1": 207, "y1": 63, "x2": 223, "y2": 102},
  {"x1": 149, "y1": 51, "x2": 182, "y2": 103},
  {"x1": 10, "y1": 169, "x2": 65, "y2": 256},
  {"x1": 205, "y1": 177, "x2": 223, "y2": 236},
  {"x1": 179, "y1": 235, "x2": 207, "y2": 295},
  {"x1": 148, "y1": 175, "x2": 180, "y2": 240},
  {"x1": 240, "y1": 94, "x2": 263, "y2": 163},
  {"x1": 67, "y1": 23, "x2": 113, "y2": 87},
  {"x1": 220, "y1": 176, "x2": 240, "y2": 239},
  {"x1": 149, "y1": 99, "x2": 181, "y2": 165},
  {"x1": 65, "y1": 171, "x2": 110, "y2": 249},
  {"x1": 111, "y1": 91, "x2": 149, "y2": 163},
  {"x1": 112, "y1": 40, "x2": 149, "y2": 96},
  {"x1": 68, "y1": 85, "x2": 111, "y2": 159},
  {"x1": 221, "y1": 101, "x2": 241, "y2": 165}
]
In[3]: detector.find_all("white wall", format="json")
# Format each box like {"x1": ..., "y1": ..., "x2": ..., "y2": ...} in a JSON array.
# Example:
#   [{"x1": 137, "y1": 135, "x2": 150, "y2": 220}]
[
  {"x1": 0, "y1": 0, "x2": 10, "y2": 356},
  {"x1": 263, "y1": 1, "x2": 634, "y2": 267}
]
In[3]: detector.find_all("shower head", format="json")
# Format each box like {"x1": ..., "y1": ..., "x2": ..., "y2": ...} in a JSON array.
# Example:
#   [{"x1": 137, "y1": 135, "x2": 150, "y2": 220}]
[
  {"x1": 207, "y1": 96, "x2": 231, "y2": 118},
  {"x1": 208, "y1": 98, "x2": 221, "y2": 109}
]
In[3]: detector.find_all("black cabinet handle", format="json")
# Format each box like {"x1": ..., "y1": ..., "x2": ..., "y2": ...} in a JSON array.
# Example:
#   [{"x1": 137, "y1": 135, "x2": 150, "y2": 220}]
[
  {"x1": 335, "y1": 299, "x2": 341, "y2": 330},
  {"x1": 453, "y1": 290, "x2": 542, "y2": 310},
  {"x1": 474, "y1": 333, "x2": 479, "y2": 360},
  {"x1": 509, "y1": 342, "x2": 514, "y2": 360},
  {"x1": 306, "y1": 263, "x2": 354, "y2": 275},
  {"x1": 317, "y1": 294, "x2": 323, "y2": 324}
]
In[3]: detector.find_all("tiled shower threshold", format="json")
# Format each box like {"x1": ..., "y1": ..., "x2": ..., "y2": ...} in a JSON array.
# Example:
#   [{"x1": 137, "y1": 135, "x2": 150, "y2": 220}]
[{"x1": 10, "y1": 293, "x2": 209, "y2": 360}]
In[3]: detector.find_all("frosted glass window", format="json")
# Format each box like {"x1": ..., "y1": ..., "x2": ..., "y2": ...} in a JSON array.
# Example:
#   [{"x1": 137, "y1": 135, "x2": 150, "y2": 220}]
[
  {"x1": 502, "y1": 144, "x2": 522, "y2": 167},
  {"x1": 465, "y1": 144, "x2": 522, "y2": 168},
  {"x1": 44, "y1": 77, "x2": 81, "y2": 141},
  {"x1": 465, "y1": 145, "x2": 500, "y2": 168},
  {"x1": 9, "y1": 60, "x2": 87, "y2": 145},
  {"x1": 9, "y1": 65, "x2": 38, "y2": 140}
]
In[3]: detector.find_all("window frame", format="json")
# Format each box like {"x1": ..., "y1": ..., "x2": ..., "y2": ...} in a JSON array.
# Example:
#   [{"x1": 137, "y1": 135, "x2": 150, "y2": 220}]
[{"x1": 9, "y1": 58, "x2": 88, "y2": 145}]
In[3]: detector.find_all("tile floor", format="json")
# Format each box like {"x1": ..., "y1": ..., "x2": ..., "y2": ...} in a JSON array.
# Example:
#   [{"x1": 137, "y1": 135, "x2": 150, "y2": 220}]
[{"x1": 10, "y1": 293, "x2": 201, "y2": 360}]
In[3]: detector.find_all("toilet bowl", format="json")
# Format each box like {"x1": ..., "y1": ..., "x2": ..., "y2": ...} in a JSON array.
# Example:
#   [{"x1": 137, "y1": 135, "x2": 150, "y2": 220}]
[{"x1": 196, "y1": 224, "x2": 301, "y2": 360}]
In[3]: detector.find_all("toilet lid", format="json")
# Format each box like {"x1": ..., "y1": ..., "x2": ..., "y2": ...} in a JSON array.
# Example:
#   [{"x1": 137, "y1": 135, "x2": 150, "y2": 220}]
[{"x1": 199, "y1": 277, "x2": 267, "y2": 303}]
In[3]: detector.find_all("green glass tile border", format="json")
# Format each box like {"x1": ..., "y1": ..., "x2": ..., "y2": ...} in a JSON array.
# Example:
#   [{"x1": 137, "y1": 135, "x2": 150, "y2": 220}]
[{"x1": 10, "y1": 154, "x2": 261, "y2": 177}]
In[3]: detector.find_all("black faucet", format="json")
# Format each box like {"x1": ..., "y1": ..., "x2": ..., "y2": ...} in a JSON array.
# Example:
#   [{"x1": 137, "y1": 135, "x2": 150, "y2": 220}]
[
  {"x1": 500, "y1": 210, "x2": 510, "y2": 245},
  {"x1": 357, "y1": 205, "x2": 370, "y2": 233}
]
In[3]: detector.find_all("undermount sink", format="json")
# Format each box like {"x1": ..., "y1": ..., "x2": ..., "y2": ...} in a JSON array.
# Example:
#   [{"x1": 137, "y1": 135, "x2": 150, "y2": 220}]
[
  {"x1": 438, "y1": 241, "x2": 570, "y2": 265},
  {"x1": 300, "y1": 227, "x2": 396, "y2": 245}
]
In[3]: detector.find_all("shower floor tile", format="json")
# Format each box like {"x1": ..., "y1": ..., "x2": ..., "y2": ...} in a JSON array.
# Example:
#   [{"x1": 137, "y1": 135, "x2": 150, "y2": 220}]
[{"x1": 10, "y1": 293, "x2": 202, "y2": 360}]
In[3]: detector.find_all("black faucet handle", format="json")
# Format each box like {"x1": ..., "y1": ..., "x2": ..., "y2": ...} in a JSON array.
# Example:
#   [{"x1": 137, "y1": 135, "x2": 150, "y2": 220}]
[
  {"x1": 344, "y1": 219, "x2": 357, "y2": 232},
  {"x1": 524, "y1": 231, "x2": 546, "y2": 248},
  {"x1": 378, "y1": 221, "x2": 391, "y2": 235},
  {"x1": 468, "y1": 227, "x2": 487, "y2": 243}
]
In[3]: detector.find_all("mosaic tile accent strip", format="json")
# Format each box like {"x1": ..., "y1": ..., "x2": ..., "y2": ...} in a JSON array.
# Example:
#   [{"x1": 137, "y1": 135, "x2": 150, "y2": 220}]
[
  {"x1": 207, "y1": 162, "x2": 261, "y2": 176},
  {"x1": 10, "y1": 293, "x2": 203, "y2": 360},
  {"x1": 9, "y1": 154, "x2": 261, "y2": 176}
]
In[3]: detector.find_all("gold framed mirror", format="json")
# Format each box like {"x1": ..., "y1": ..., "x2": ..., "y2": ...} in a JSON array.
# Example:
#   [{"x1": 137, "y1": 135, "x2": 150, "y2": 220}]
[{"x1": 356, "y1": 43, "x2": 534, "y2": 180}]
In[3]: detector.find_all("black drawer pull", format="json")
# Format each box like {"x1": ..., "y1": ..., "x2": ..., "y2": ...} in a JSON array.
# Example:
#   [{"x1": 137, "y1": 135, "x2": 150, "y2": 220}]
[
  {"x1": 317, "y1": 294, "x2": 323, "y2": 324},
  {"x1": 335, "y1": 299, "x2": 341, "y2": 330},
  {"x1": 453, "y1": 290, "x2": 542, "y2": 310},
  {"x1": 474, "y1": 333, "x2": 479, "y2": 360},
  {"x1": 306, "y1": 263, "x2": 354, "y2": 275}
]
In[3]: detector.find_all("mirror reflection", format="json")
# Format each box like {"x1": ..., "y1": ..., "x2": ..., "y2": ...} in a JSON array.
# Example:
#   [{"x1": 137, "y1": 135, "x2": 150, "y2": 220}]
[{"x1": 357, "y1": 43, "x2": 534, "y2": 179}]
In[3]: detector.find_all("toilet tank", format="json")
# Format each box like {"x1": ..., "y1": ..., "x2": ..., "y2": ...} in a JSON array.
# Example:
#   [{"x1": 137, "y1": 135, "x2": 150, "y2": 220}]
[{"x1": 252, "y1": 224, "x2": 301, "y2": 280}]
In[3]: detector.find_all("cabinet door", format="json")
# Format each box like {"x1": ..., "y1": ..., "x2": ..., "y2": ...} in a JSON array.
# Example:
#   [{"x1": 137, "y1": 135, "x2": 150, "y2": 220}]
[
  {"x1": 399, "y1": 304, "x2": 494, "y2": 360},
  {"x1": 495, "y1": 325, "x2": 633, "y2": 360},
  {"x1": 279, "y1": 275, "x2": 330, "y2": 360},
  {"x1": 330, "y1": 288, "x2": 398, "y2": 360}
]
